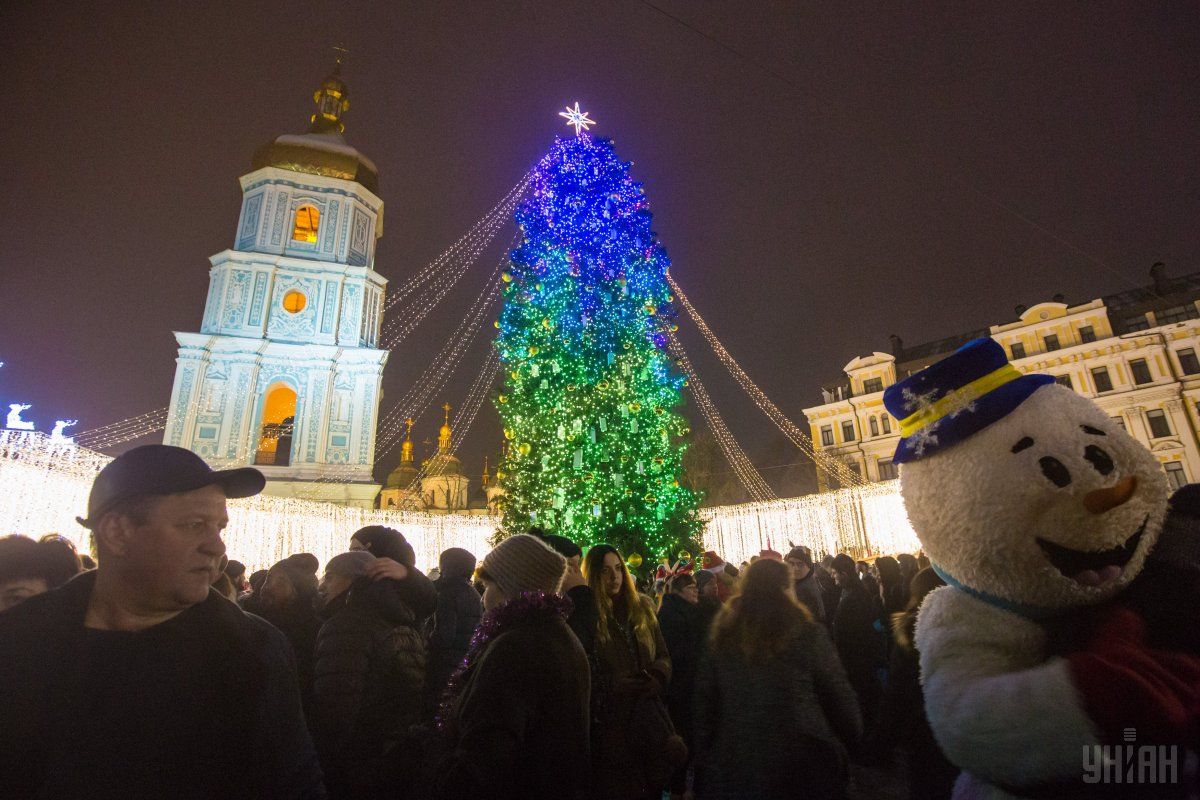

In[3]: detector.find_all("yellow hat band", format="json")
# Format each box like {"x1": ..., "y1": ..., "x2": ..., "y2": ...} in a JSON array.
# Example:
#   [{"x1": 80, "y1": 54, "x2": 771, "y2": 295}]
[{"x1": 898, "y1": 364, "x2": 1023, "y2": 438}]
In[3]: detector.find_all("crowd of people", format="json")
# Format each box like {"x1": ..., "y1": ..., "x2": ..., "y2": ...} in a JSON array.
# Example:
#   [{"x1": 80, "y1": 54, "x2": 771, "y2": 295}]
[{"x1": 0, "y1": 445, "x2": 957, "y2": 800}]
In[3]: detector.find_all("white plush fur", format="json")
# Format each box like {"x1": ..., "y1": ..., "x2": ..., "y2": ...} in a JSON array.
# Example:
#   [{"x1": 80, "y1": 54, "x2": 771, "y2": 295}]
[
  {"x1": 902, "y1": 384, "x2": 1169, "y2": 798},
  {"x1": 901, "y1": 385, "x2": 1167, "y2": 609},
  {"x1": 916, "y1": 587, "x2": 1099, "y2": 791}
]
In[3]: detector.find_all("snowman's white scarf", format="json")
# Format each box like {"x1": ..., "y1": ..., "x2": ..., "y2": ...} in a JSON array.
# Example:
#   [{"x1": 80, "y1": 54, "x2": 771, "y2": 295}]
[{"x1": 931, "y1": 562, "x2": 1059, "y2": 621}]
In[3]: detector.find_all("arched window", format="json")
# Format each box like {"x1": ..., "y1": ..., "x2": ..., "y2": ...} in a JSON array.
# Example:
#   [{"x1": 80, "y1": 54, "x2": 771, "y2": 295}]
[
  {"x1": 881, "y1": 415, "x2": 892, "y2": 434},
  {"x1": 255, "y1": 384, "x2": 297, "y2": 466},
  {"x1": 869, "y1": 416, "x2": 880, "y2": 437},
  {"x1": 292, "y1": 204, "x2": 320, "y2": 243}
]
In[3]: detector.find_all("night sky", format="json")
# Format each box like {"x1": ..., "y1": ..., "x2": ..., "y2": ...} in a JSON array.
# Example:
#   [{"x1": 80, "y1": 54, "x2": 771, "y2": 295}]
[{"x1": 3, "y1": 2, "x2": 1198, "y2": 497}]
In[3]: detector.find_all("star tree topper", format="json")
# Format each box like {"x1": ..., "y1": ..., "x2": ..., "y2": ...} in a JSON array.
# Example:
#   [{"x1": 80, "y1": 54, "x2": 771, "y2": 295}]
[{"x1": 559, "y1": 102, "x2": 595, "y2": 136}]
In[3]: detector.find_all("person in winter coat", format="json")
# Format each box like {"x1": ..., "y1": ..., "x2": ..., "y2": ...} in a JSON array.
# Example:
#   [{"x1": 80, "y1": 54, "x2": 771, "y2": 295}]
[
  {"x1": 570, "y1": 543, "x2": 679, "y2": 800},
  {"x1": 785, "y1": 546, "x2": 826, "y2": 624},
  {"x1": 694, "y1": 557, "x2": 862, "y2": 800},
  {"x1": 312, "y1": 551, "x2": 427, "y2": 799},
  {"x1": 871, "y1": 567, "x2": 956, "y2": 800},
  {"x1": 0, "y1": 445, "x2": 324, "y2": 799},
  {"x1": 656, "y1": 573, "x2": 712, "y2": 800},
  {"x1": 817, "y1": 555, "x2": 841, "y2": 627},
  {"x1": 831, "y1": 553, "x2": 882, "y2": 732},
  {"x1": 874, "y1": 556, "x2": 907, "y2": 618},
  {"x1": 426, "y1": 547, "x2": 483, "y2": 713},
  {"x1": 243, "y1": 557, "x2": 323, "y2": 710},
  {"x1": 349, "y1": 525, "x2": 438, "y2": 623},
  {"x1": 434, "y1": 534, "x2": 590, "y2": 800}
]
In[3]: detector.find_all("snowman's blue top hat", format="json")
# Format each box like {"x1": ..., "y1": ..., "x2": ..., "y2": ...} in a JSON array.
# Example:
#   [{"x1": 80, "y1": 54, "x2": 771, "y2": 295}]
[{"x1": 883, "y1": 338, "x2": 1054, "y2": 464}]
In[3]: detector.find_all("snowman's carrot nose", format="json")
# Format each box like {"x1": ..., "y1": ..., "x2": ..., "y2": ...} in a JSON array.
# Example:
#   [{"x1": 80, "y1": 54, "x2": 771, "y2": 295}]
[{"x1": 1084, "y1": 476, "x2": 1137, "y2": 514}]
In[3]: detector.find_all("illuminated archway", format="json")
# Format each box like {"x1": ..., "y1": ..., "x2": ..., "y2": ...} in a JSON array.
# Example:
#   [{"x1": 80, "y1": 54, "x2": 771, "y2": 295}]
[{"x1": 255, "y1": 384, "x2": 297, "y2": 466}]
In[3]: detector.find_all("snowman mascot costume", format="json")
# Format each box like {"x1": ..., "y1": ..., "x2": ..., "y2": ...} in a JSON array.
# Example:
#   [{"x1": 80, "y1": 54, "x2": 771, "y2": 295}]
[{"x1": 883, "y1": 338, "x2": 1200, "y2": 799}]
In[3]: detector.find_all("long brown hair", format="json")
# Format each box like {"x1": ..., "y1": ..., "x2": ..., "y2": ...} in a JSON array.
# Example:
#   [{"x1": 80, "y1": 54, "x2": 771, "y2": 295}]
[
  {"x1": 710, "y1": 558, "x2": 813, "y2": 661},
  {"x1": 891, "y1": 567, "x2": 946, "y2": 650},
  {"x1": 583, "y1": 544, "x2": 655, "y2": 654}
]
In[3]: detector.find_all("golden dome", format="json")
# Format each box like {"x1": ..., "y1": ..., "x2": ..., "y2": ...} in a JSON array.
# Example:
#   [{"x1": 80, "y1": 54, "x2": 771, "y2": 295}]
[{"x1": 251, "y1": 60, "x2": 378, "y2": 194}]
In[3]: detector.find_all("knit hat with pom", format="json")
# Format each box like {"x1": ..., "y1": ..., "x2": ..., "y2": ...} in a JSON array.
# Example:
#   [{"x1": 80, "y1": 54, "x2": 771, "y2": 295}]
[{"x1": 479, "y1": 534, "x2": 566, "y2": 599}]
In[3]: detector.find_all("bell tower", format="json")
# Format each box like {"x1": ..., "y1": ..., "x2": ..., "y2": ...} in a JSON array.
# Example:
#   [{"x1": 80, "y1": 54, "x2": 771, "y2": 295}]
[{"x1": 163, "y1": 60, "x2": 388, "y2": 508}]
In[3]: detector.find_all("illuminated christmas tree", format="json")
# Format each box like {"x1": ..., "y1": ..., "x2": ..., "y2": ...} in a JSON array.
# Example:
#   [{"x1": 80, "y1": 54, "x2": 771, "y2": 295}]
[{"x1": 494, "y1": 108, "x2": 700, "y2": 560}]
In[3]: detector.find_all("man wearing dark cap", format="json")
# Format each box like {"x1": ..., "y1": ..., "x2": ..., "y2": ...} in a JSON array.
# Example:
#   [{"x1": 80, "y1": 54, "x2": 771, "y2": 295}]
[{"x1": 0, "y1": 445, "x2": 326, "y2": 799}]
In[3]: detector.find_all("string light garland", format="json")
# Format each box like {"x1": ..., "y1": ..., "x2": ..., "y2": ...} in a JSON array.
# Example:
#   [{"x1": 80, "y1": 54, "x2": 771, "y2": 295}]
[
  {"x1": 666, "y1": 332, "x2": 776, "y2": 502},
  {"x1": 0, "y1": 430, "x2": 916, "y2": 572},
  {"x1": 383, "y1": 173, "x2": 532, "y2": 313},
  {"x1": 666, "y1": 274, "x2": 867, "y2": 488},
  {"x1": 494, "y1": 130, "x2": 701, "y2": 560}
]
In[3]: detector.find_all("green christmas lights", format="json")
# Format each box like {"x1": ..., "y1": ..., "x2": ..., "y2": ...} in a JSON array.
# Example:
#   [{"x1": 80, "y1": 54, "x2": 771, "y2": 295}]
[{"x1": 494, "y1": 131, "x2": 700, "y2": 560}]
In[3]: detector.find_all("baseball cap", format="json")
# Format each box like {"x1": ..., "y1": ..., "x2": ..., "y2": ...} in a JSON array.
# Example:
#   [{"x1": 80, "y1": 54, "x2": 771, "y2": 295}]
[{"x1": 77, "y1": 445, "x2": 265, "y2": 528}]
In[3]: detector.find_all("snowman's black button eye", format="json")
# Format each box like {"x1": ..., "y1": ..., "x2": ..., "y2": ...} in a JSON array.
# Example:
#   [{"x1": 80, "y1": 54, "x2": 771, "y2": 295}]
[
  {"x1": 1081, "y1": 425, "x2": 1106, "y2": 436},
  {"x1": 1012, "y1": 437, "x2": 1034, "y2": 454},
  {"x1": 1040, "y1": 456, "x2": 1072, "y2": 488},
  {"x1": 1084, "y1": 445, "x2": 1114, "y2": 475}
]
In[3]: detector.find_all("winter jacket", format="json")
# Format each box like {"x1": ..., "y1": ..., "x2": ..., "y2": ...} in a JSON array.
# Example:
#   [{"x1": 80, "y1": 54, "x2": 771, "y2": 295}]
[
  {"x1": 817, "y1": 570, "x2": 841, "y2": 627},
  {"x1": 434, "y1": 613, "x2": 591, "y2": 800},
  {"x1": 312, "y1": 577, "x2": 426, "y2": 795},
  {"x1": 243, "y1": 595, "x2": 322, "y2": 711},
  {"x1": 873, "y1": 609, "x2": 957, "y2": 800},
  {"x1": 582, "y1": 591, "x2": 674, "y2": 800},
  {"x1": 694, "y1": 622, "x2": 862, "y2": 800},
  {"x1": 0, "y1": 571, "x2": 325, "y2": 800},
  {"x1": 793, "y1": 570, "x2": 826, "y2": 623},
  {"x1": 656, "y1": 592, "x2": 710, "y2": 744},
  {"x1": 426, "y1": 575, "x2": 483, "y2": 707},
  {"x1": 832, "y1": 579, "x2": 882, "y2": 722}
]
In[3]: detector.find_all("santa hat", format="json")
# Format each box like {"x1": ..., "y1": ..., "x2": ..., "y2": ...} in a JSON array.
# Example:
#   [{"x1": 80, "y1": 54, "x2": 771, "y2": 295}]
[
  {"x1": 883, "y1": 338, "x2": 1054, "y2": 464},
  {"x1": 702, "y1": 550, "x2": 724, "y2": 570}
]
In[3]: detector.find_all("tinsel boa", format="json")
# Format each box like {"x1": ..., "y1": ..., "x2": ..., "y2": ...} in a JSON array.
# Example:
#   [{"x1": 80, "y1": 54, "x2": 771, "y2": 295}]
[{"x1": 436, "y1": 589, "x2": 574, "y2": 730}]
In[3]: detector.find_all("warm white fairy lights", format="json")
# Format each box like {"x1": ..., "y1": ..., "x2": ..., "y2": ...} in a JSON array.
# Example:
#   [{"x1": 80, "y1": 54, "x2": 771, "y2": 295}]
[
  {"x1": 1, "y1": 431, "x2": 916, "y2": 573},
  {"x1": 666, "y1": 333, "x2": 776, "y2": 502},
  {"x1": 666, "y1": 275, "x2": 867, "y2": 489},
  {"x1": 381, "y1": 173, "x2": 531, "y2": 317}
]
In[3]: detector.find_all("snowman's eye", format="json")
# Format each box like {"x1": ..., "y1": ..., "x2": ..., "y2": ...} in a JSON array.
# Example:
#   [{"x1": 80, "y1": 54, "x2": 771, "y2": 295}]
[
  {"x1": 1081, "y1": 425, "x2": 1106, "y2": 436},
  {"x1": 1012, "y1": 437, "x2": 1035, "y2": 454},
  {"x1": 1039, "y1": 456, "x2": 1072, "y2": 488},
  {"x1": 1084, "y1": 445, "x2": 1114, "y2": 475}
]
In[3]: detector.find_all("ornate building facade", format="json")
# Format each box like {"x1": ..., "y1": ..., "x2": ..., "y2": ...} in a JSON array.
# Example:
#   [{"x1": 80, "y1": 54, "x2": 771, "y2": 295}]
[
  {"x1": 163, "y1": 64, "x2": 387, "y2": 508},
  {"x1": 803, "y1": 263, "x2": 1200, "y2": 492}
]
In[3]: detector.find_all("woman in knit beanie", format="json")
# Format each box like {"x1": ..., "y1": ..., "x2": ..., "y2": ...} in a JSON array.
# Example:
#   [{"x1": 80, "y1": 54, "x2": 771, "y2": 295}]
[{"x1": 433, "y1": 534, "x2": 590, "y2": 800}]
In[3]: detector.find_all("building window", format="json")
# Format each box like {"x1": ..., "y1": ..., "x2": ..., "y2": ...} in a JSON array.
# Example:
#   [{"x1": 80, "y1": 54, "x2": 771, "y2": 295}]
[
  {"x1": 878, "y1": 459, "x2": 898, "y2": 481},
  {"x1": 1146, "y1": 409, "x2": 1172, "y2": 438},
  {"x1": 1112, "y1": 416, "x2": 1126, "y2": 432},
  {"x1": 282, "y1": 290, "x2": 307, "y2": 314},
  {"x1": 869, "y1": 417, "x2": 879, "y2": 437},
  {"x1": 881, "y1": 415, "x2": 892, "y2": 434},
  {"x1": 1091, "y1": 366, "x2": 1113, "y2": 393},
  {"x1": 1010, "y1": 342, "x2": 1026, "y2": 359},
  {"x1": 292, "y1": 204, "x2": 320, "y2": 243},
  {"x1": 1044, "y1": 334, "x2": 1061, "y2": 352},
  {"x1": 1130, "y1": 358, "x2": 1153, "y2": 385},
  {"x1": 841, "y1": 420, "x2": 856, "y2": 442},
  {"x1": 820, "y1": 425, "x2": 834, "y2": 447},
  {"x1": 1178, "y1": 348, "x2": 1200, "y2": 375},
  {"x1": 1125, "y1": 314, "x2": 1151, "y2": 332},
  {"x1": 1166, "y1": 462, "x2": 1188, "y2": 490},
  {"x1": 862, "y1": 377, "x2": 884, "y2": 394},
  {"x1": 1054, "y1": 374, "x2": 1073, "y2": 390},
  {"x1": 1078, "y1": 325, "x2": 1096, "y2": 343},
  {"x1": 1157, "y1": 304, "x2": 1200, "y2": 325}
]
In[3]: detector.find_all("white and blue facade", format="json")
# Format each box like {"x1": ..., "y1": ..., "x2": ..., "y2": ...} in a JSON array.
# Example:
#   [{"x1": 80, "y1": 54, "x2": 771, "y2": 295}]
[{"x1": 164, "y1": 158, "x2": 389, "y2": 508}]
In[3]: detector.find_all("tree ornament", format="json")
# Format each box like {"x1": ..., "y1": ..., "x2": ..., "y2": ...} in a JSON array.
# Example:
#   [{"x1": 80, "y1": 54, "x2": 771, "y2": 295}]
[{"x1": 626, "y1": 552, "x2": 644, "y2": 570}]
